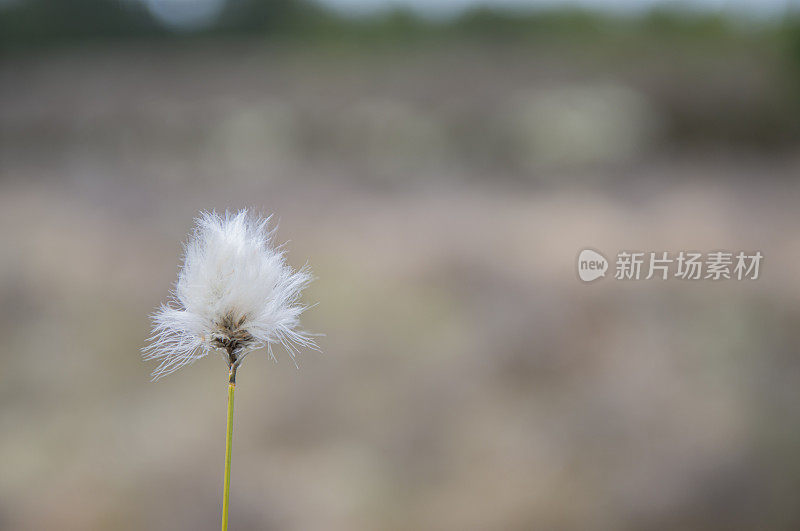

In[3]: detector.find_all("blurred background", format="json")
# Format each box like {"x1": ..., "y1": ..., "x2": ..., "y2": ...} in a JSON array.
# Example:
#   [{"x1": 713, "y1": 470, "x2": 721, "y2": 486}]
[{"x1": 2, "y1": 0, "x2": 800, "y2": 529}]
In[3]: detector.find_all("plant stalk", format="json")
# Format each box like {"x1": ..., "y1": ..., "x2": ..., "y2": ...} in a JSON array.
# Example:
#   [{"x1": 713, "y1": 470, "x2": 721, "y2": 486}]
[{"x1": 221, "y1": 364, "x2": 237, "y2": 531}]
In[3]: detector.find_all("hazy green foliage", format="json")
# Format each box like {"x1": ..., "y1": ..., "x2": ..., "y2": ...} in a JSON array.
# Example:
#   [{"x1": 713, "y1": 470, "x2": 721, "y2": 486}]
[
  {"x1": 0, "y1": 0, "x2": 162, "y2": 46},
  {"x1": 0, "y1": 0, "x2": 788, "y2": 49}
]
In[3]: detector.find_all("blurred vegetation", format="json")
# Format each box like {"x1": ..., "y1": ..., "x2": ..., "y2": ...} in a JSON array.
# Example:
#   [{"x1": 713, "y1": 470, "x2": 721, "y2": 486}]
[
  {"x1": 1, "y1": 0, "x2": 799, "y2": 151},
  {"x1": 0, "y1": 0, "x2": 317, "y2": 45},
  {"x1": 2, "y1": 3, "x2": 800, "y2": 530},
  {"x1": 0, "y1": 0, "x2": 794, "y2": 49}
]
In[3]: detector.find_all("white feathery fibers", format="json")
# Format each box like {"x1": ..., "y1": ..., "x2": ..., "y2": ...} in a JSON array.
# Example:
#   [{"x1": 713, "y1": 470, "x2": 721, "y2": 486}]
[{"x1": 143, "y1": 210, "x2": 317, "y2": 380}]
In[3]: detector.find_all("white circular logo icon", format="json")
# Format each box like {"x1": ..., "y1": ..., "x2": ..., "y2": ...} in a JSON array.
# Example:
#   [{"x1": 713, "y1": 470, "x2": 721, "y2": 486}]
[{"x1": 577, "y1": 249, "x2": 608, "y2": 282}]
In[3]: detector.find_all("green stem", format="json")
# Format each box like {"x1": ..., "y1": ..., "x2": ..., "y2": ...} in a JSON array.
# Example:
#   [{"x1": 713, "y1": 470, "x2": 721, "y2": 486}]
[{"x1": 222, "y1": 366, "x2": 236, "y2": 531}]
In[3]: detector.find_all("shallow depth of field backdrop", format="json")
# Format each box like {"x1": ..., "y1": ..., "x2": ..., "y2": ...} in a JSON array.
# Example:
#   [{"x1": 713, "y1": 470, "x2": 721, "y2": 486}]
[{"x1": 2, "y1": 1, "x2": 800, "y2": 530}]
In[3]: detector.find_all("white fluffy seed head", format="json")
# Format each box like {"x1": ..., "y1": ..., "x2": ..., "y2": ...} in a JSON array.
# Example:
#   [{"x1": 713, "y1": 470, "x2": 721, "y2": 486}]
[{"x1": 143, "y1": 210, "x2": 317, "y2": 380}]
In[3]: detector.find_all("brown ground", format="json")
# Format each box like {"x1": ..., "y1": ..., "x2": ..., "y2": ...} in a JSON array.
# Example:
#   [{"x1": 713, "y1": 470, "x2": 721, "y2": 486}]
[{"x1": 1, "y1": 41, "x2": 799, "y2": 530}]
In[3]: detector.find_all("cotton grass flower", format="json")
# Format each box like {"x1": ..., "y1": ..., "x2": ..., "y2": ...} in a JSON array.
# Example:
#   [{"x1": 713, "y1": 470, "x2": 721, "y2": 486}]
[
  {"x1": 143, "y1": 209, "x2": 318, "y2": 531},
  {"x1": 144, "y1": 209, "x2": 317, "y2": 380}
]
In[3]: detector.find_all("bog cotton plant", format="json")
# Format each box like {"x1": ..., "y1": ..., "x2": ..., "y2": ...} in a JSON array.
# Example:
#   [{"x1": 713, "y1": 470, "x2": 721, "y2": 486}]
[
  {"x1": 144, "y1": 210, "x2": 316, "y2": 380},
  {"x1": 143, "y1": 209, "x2": 317, "y2": 531}
]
